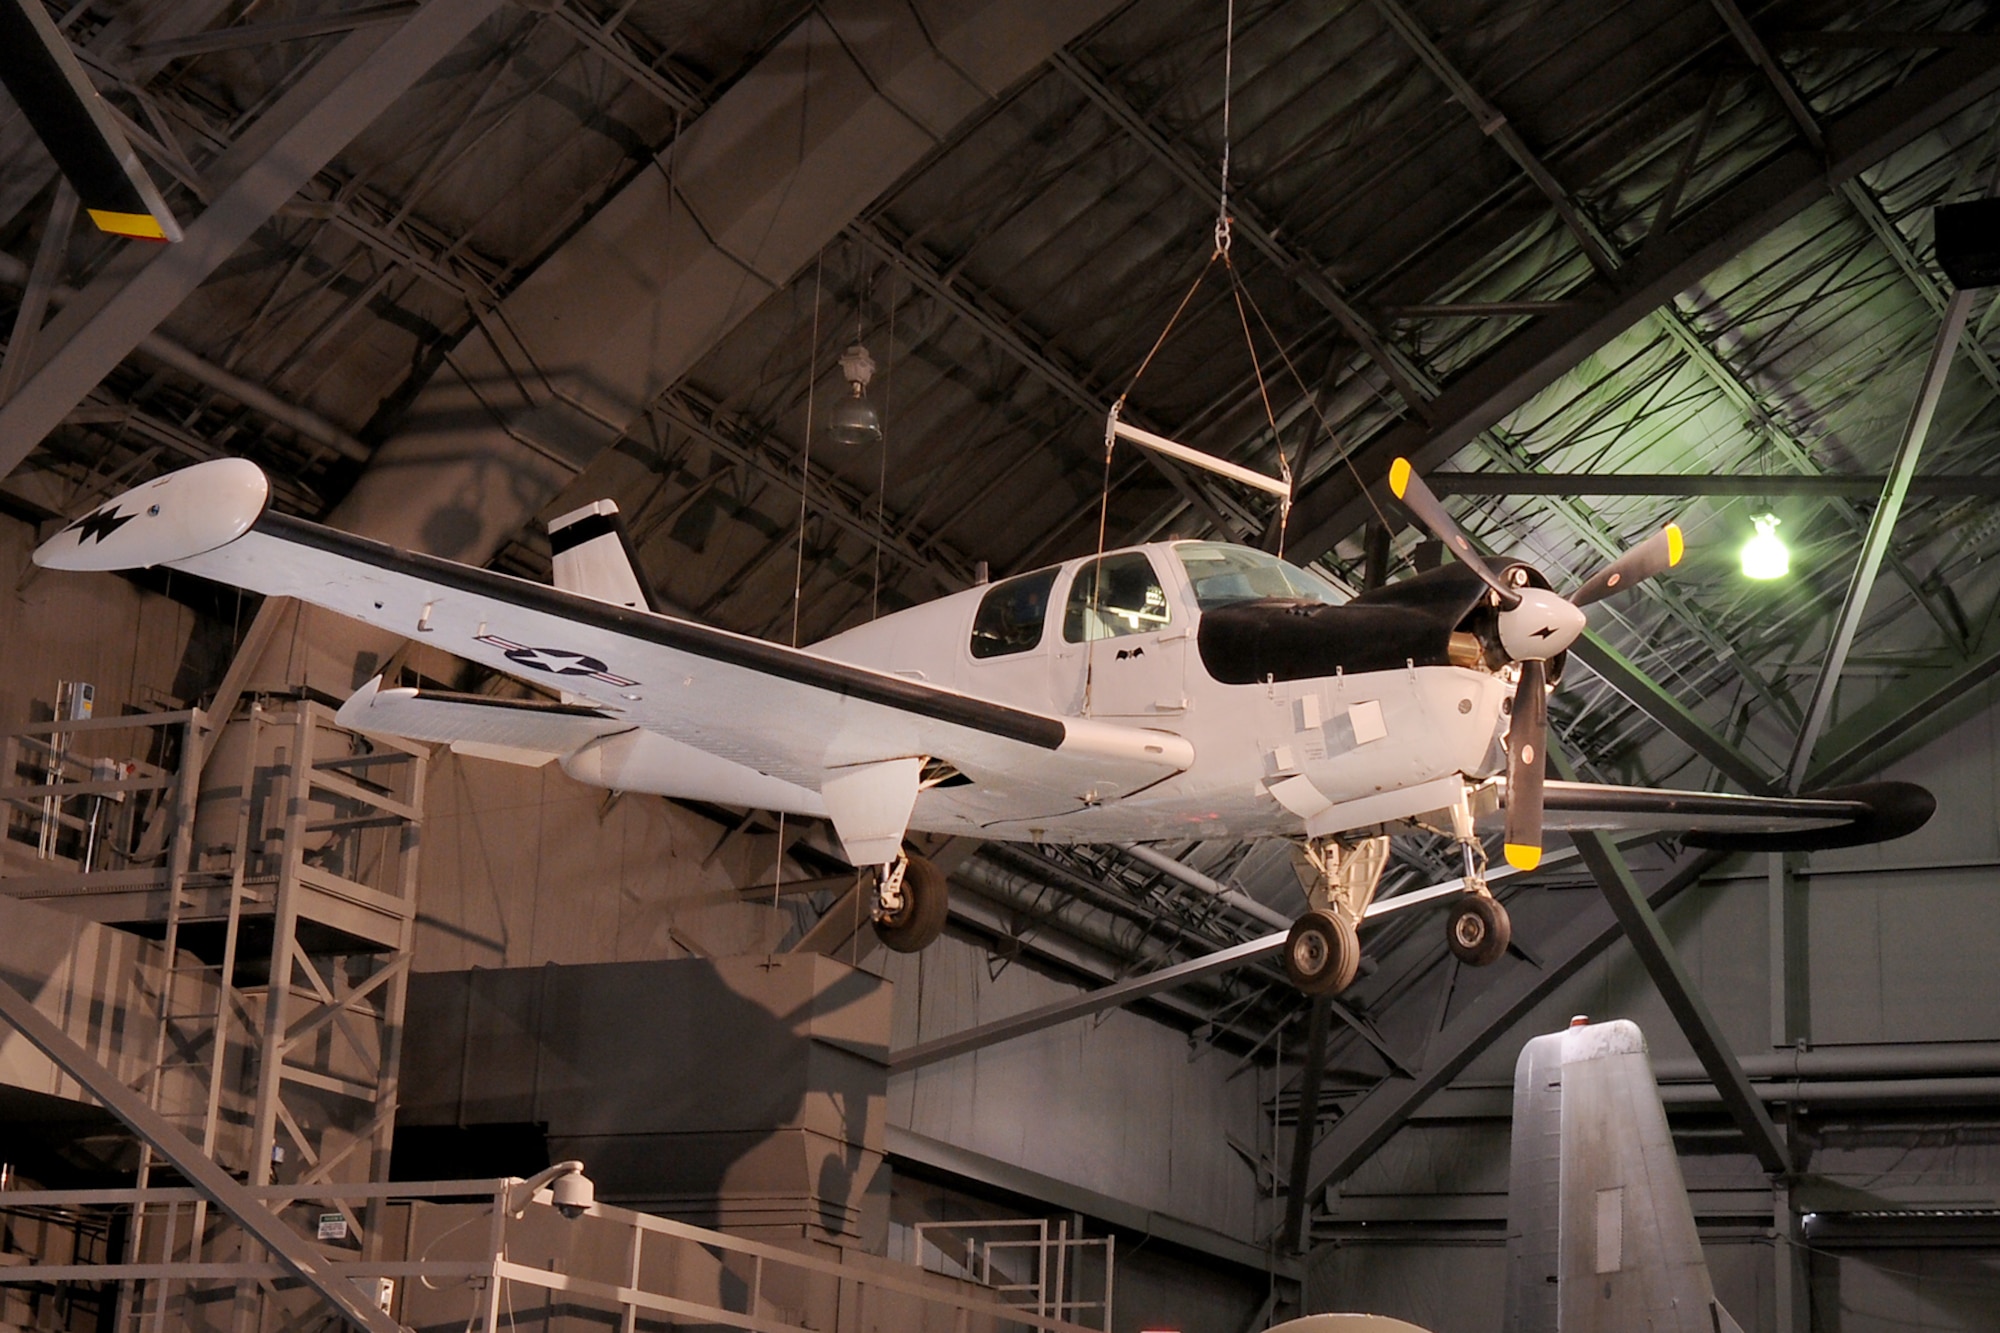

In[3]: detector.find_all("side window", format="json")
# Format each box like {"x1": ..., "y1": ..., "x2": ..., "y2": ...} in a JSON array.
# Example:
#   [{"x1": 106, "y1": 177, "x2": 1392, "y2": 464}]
[
  {"x1": 970, "y1": 569, "x2": 1058, "y2": 659},
  {"x1": 1064, "y1": 552, "x2": 1171, "y2": 643}
]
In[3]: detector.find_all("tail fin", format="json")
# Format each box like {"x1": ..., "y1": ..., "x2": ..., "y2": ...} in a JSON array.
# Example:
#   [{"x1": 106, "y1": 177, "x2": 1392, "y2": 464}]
[
  {"x1": 547, "y1": 501, "x2": 660, "y2": 613},
  {"x1": 1503, "y1": 1019, "x2": 1744, "y2": 1333}
]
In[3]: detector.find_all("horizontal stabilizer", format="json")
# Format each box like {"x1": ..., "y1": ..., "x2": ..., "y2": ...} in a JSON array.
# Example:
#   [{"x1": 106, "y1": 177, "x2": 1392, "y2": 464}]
[{"x1": 335, "y1": 676, "x2": 624, "y2": 767}]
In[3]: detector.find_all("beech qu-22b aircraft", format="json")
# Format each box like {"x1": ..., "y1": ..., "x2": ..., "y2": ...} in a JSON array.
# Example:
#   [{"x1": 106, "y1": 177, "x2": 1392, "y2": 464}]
[{"x1": 35, "y1": 457, "x2": 1932, "y2": 995}]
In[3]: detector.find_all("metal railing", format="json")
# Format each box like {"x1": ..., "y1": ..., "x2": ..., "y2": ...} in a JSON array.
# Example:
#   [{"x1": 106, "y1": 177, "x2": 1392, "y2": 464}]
[
  {"x1": 0, "y1": 1179, "x2": 1109, "y2": 1333},
  {"x1": 910, "y1": 1218, "x2": 1113, "y2": 1330}
]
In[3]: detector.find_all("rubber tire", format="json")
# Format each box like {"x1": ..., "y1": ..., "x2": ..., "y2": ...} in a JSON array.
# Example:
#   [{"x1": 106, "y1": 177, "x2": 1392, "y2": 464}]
[
  {"x1": 1446, "y1": 894, "x2": 1511, "y2": 967},
  {"x1": 873, "y1": 855, "x2": 949, "y2": 952},
  {"x1": 1284, "y1": 908, "x2": 1362, "y2": 996}
]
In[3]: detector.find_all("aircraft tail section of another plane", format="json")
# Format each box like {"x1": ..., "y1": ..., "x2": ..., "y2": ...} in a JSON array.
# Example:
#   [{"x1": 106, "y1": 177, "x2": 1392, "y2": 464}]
[
  {"x1": 548, "y1": 500, "x2": 661, "y2": 612},
  {"x1": 1503, "y1": 1018, "x2": 1745, "y2": 1333}
]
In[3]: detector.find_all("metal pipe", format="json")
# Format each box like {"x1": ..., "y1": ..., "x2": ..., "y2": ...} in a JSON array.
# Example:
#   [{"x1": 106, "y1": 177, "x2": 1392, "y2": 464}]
[
  {"x1": 1111, "y1": 842, "x2": 1294, "y2": 930},
  {"x1": 1108, "y1": 419, "x2": 1292, "y2": 498},
  {"x1": 1651, "y1": 1044, "x2": 2000, "y2": 1082},
  {"x1": 1658, "y1": 1076, "x2": 2000, "y2": 1106},
  {"x1": 0, "y1": 254, "x2": 370, "y2": 462}
]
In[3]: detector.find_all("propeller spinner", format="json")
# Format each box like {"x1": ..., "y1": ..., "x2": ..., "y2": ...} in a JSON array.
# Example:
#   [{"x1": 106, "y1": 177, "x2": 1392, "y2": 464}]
[{"x1": 1387, "y1": 458, "x2": 1684, "y2": 871}]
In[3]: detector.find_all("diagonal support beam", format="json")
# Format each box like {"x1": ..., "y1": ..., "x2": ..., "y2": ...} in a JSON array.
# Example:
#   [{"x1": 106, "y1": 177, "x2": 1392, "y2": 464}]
[
  {"x1": 1281, "y1": 996, "x2": 1333, "y2": 1252},
  {"x1": 1368, "y1": 0, "x2": 1621, "y2": 275},
  {"x1": 887, "y1": 931, "x2": 1284, "y2": 1072},
  {"x1": 0, "y1": 0, "x2": 502, "y2": 481},
  {"x1": 1569, "y1": 631, "x2": 1777, "y2": 793},
  {"x1": 1553, "y1": 743, "x2": 1789, "y2": 1174},
  {"x1": 1785, "y1": 289, "x2": 1974, "y2": 790},
  {"x1": 1567, "y1": 830, "x2": 1790, "y2": 1175},
  {"x1": 1284, "y1": 41, "x2": 2000, "y2": 558},
  {"x1": 0, "y1": 977, "x2": 404, "y2": 1333},
  {"x1": 1304, "y1": 847, "x2": 1727, "y2": 1199}
]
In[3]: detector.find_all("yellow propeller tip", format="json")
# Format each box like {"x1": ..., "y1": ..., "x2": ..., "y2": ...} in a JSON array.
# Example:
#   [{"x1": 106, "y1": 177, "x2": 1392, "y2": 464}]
[
  {"x1": 1504, "y1": 844, "x2": 1542, "y2": 871},
  {"x1": 1665, "y1": 523, "x2": 1685, "y2": 567},
  {"x1": 86, "y1": 209, "x2": 169, "y2": 241},
  {"x1": 1389, "y1": 457, "x2": 1411, "y2": 499}
]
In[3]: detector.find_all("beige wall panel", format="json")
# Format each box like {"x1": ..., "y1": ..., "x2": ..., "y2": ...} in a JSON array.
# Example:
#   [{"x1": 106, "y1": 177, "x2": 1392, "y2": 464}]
[{"x1": 883, "y1": 934, "x2": 1266, "y2": 1243}]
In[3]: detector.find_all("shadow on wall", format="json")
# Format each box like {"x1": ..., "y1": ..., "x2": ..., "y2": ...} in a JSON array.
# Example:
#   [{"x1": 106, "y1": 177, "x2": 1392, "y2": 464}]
[{"x1": 392, "y1": 952, "x2": 891, "y2": 1246}]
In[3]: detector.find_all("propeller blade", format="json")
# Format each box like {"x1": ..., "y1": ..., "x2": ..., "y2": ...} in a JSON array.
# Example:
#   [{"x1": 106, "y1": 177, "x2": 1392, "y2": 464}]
[
  {"x1": 1388, "y1": 459, "x2": 1520, "y2": 608},
  {"x1": 1503, "y1": 658, "x2": 1548, "y2": 871},
  {"x1": 1571, "y1": 523, "x2": 1684, "y2": 607}
]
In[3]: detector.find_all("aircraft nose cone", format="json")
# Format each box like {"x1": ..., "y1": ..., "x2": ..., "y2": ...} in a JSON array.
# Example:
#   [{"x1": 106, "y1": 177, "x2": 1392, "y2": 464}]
[{"x1": 1497, "y1": 587, "x2": 1586, "y2": 660}]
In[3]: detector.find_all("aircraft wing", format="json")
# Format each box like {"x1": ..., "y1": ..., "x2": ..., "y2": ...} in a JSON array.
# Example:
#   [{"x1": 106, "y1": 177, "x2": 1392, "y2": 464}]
[
  {"x1": 33, "y1": 462, "x2": 1193, "y2": 811},
  {"x1": 1503, "y1": 779, "x2": 1935, "y2": 852}
]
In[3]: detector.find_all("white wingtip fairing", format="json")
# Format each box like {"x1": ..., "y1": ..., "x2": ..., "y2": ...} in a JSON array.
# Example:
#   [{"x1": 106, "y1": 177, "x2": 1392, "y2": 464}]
[{"x1": 32, "y1": 458, "x2": 269, "y2": 572}]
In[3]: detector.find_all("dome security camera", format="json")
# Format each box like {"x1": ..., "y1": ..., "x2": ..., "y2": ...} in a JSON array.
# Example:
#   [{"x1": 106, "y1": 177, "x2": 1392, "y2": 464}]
[{"x1": 550, "y1": 1170, "x2": 595, "y2": 1220}]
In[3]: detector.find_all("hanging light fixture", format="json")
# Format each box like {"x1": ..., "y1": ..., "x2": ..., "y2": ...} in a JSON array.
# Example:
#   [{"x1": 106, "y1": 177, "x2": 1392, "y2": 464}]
[
  {"x1": 827, "y1": 343, "x2": 881, "y2": 446},
  {"x1": 1741, "y1": 512, "x2": 1789, "y2": 580}
]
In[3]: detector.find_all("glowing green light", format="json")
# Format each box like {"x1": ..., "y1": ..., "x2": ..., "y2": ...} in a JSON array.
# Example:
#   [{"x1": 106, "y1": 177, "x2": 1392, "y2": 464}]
[{"x1": 1741, "y1": 513, "x2": 1789, "y2": 580}]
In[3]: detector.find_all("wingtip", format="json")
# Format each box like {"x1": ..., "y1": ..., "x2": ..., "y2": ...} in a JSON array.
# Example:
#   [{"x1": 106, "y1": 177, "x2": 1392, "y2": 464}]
[
  {"x1": 1504, "y1": 843, "x2": 1542, "y2": 871},
  {"x1": 1665, "y1": 523, "x2": 1685, "y2": 567},
  {"x1": 1389, "y1": 457, "x2": 1411, "y2": 499}
]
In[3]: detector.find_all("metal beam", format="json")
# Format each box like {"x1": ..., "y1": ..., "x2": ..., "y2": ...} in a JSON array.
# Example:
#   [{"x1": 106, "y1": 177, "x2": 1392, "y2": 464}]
[
  {"x1": 0, "y1": 977, "x2": 405, "y2": 1333},
  {"x1": 0, "y1": 0, "x2": 501, "y2": 480},
  {"x1": 1705, "y1": 0, "x2": 1824, "y2": 151},
  {"x1": 1280, "y1": 996, "x2": 1331, "y2": 1253},
  {"x1": 1567, "y1": 828, "x2": 1790, "y2": 1175},
  {"x1": 0, "y1": 184, "x2": 76, "y2": 404},
  {"x1": 1425, "y1": 471, "x2": 2000, "y2": 497},
  {"x1": 1785, "y1": 289, "x2": 1974, "y2": 790},
  {"x1": 1049, "y1": 48, "x2": 1436, "y2": 413},
  {"x1": 0, "y1": 253, "x2": 370, "y2": 462},
  {"x1": 125, "y1": 3, "x2": 419, "y2": 61},
  {"x1": 887, "y1": 1124, "x2": 1299, "y2": 1279},
  {"x1": 1283, "y1": 41, "x2": 2000, "y2": 558},
  {"x1": 1568, "y1": 631, "x2": 1779, "y2": 792},
  {"x1": 1808, "y1": 626, "x2": 2000, "y2": 788},
  {"x1": 1304, "y1": 848, "x2": 1727, "y2": 1199},
  {"x1": 887, "y1": 931, "x2": 1285, "y2": 1072},
  {"x1": 1367, "y1": 0, "x2": 1621, "y2": 275}
]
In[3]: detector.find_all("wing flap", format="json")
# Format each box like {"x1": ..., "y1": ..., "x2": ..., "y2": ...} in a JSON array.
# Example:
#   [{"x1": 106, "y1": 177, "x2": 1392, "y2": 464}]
[{"x1": 335, "y1": 677, "x2": 624, "y2": 766}]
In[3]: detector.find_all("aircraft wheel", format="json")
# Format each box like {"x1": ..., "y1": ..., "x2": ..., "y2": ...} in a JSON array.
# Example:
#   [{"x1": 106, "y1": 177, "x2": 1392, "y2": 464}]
[
  {"x1": 1284, "y1": 909, "x2": 1361, "y2": 996},
  {"x1": 1446, "y1": 894, "x2": 1511, "y2": 966},
  {"x1": 873, "y1": 855, "x2": 949, "y2": 952}
]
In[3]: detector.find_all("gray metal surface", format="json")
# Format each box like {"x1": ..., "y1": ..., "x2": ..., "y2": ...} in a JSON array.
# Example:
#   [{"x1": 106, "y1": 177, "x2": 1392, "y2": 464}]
[
  {"x1": 0, "y1": 0, "x2": 502, "y2": 478},
  {"x1": 0, "y1": 977, "x2": 404, "y2": 1333}
]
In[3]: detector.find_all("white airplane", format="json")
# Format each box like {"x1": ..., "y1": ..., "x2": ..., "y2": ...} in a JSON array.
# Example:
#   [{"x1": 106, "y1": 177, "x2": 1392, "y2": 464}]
[{"x1": 33, "y1": 458, "x2": 1932, "y2": 995}]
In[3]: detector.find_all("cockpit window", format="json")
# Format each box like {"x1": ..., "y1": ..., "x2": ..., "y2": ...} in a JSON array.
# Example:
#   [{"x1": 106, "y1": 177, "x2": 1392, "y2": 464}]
[
  {"x1": 1175, "y1": 542, "x2": 1340, "y2": 610},
  {"x1": 1063, "y1": 552, "x2": 1171, "y2": 642},
  {"x1": 970, "y1": 568, "x2": 1058, "y2": 659}
]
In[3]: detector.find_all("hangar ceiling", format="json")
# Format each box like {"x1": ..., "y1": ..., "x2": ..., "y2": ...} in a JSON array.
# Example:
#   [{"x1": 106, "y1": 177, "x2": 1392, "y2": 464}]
[{"x1": 3, "y1": 0, "x2": 2000, "y2": 1232}]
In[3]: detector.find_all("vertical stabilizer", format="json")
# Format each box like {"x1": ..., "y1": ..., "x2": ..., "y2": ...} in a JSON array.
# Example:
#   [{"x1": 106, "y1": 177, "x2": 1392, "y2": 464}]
[
  {"x1": 1503, "y1": 1019, "x2": 1744, "y2": 1333},
  {"x1": 547, "y1": 501, "x2": 660, "y2": 613}
]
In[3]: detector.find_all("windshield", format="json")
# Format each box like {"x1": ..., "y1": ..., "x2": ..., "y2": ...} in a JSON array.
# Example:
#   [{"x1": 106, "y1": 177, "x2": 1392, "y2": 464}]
[{"x1": 1175, "y1": 542, "x2": 1341, "y2": 610}]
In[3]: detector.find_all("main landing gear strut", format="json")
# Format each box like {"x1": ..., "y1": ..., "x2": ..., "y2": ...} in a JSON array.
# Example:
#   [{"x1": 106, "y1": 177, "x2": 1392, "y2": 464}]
[
  {"x1": 1283, "y1": 836, "x2": 1389, "y2": 996},
  {"x1": 1281, "y1": 786, "x2": 1513, "y2": 995},
  {"x1": 872, "y1": 853, "x2": 949, "y2": 952},
  {"x1": 1442, "y1": 789, "x2": 1510, "y2": 967}
]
